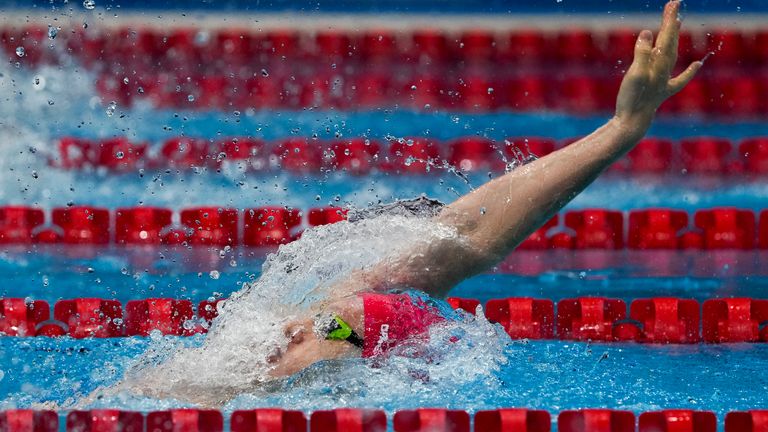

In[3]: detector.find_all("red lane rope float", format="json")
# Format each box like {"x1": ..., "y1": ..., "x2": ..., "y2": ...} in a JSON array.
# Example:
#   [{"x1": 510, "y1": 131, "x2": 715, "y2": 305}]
[
  {"x1": 4, "y1": 25, "x2": 765, "y2": 115},
  {"x1": 2, "y1": 296, "x2": 767, "y2": 344},
  {"x1": 0, "y1": 408, "x2": 762, "y2": 431},
  {"x1": 4, "y1": 206, "x2": 768, "y2": 250},
  {"x1": 49, "y1": 136, "x2": 768, "y2": 177}
]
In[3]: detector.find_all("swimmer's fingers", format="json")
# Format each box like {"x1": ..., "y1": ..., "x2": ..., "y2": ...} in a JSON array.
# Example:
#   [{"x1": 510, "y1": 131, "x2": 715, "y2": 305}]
[
  {"x1": 632, "y1": 30, "x2": 654, "y2": 67},
  {"x1": 668, "y1": 61, "x2": 703, "y2": 95},
  {"x1": 654, "y1": 0, "x2": 682, "y2": 73}
]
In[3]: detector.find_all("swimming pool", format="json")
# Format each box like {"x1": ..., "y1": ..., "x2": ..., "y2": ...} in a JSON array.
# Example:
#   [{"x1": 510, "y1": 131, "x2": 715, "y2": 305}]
[{"x1": 1, "y1": 1, "x2": 768, "y2": 430}]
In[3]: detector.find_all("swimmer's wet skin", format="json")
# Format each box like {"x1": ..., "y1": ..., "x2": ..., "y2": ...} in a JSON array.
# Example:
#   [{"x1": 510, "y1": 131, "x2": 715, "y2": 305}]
[{"x1": 260, "y1": 0, "x2": 703, "y2": 380}]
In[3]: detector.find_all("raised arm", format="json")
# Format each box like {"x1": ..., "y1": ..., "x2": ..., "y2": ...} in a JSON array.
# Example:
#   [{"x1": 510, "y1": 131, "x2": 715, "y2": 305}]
[
  {"x1": 336, "y1": 1, "x2": 701, "y2": 298},
  {"x1": 436, "y1": 1, "x2": 700, "y2": 267}
]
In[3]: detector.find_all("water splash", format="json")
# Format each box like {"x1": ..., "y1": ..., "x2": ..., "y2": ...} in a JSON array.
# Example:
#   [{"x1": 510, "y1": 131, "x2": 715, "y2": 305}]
[{"x1": 82, "y1": 208, "x2": 489, "y2": 407}]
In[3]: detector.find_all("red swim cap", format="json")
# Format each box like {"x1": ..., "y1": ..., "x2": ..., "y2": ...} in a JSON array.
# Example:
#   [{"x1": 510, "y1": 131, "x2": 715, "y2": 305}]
[{"x1": 361, "y1": 293, "x2": 445, "y2": 358}]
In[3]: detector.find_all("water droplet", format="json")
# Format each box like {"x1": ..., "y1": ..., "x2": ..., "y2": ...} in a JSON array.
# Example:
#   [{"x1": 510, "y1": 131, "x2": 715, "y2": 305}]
[
  {"x1": 261, "y1": 69, "x2": 269, "y2": 77},
  {"x1": 15, "y1": 47, "x2": 24, "y2": 57},
  {"x1": 410, "y1": 85, "x2": 417, "y2": 90},
  {"x1": 105, "y1": 101, "x2": 117, "y2": 117},
  {"x1": 83, "y1": 0, "x2": 96, "y2": 9},
  {"x1": 187, "y1": 94, "x2": 195, "y2": 102},
  {"x1": 122, "y1": 77, "x2": 129, "y2": 85},
  {"x1": 115, "y1": 151, "x2": 124, "y2": 159},
  {"x1": 209, "y1": 270, "x2": 220, "y2": 280},
  {"x1": 487, "y1": 87, "x2": 494, "y2": 94},
  {"x1": 42, "y1": 276, "x2": 49, "y2": 287},
  {"x1": 480, "y1": 207, "x2": 487, "y2": 215},
  {"x1": 47, "y1": 26, "x2": 58, "y2": 40}
]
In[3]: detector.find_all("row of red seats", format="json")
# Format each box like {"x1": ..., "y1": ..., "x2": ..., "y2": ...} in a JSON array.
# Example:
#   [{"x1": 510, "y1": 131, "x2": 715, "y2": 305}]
[
  {"x1": 2, "y1": 295, "x2": 766, "y2": 344},
  {"x1": 92, "y1": 70, "x2": 768, "y2": 116},
  {"x1": 449, "y1": 296, "x2": 768, "y2": 344},
  {"x1": 2, "y1": 206, "x2": 768, "y2": 250},
  {"x1": 1, "y1": 25, "x2": 756, "y2": 71},
  {"x1": 55, "y1": 136, "x2": 768, "y2": 176},
  {"x1": 1, "y1": 408, "x2": 765, "y2": 431},
  {"x1": 0, "y1": 205, "x2": 345, "y2": 246},
  {"x1": 0, "y1": 297, "x2": 224, "y2": 337}
]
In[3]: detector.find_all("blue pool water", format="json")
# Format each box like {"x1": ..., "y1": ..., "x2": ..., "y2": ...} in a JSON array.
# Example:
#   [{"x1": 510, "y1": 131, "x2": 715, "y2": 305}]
[{"x1": 0, "y1": 47, "x2": 767, "y2": 424}]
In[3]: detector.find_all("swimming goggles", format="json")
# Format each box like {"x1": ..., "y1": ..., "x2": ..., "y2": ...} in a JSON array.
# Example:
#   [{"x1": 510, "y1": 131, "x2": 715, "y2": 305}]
[{"x1": 320, "y1": 315, "x2": 364, "y2": 349}]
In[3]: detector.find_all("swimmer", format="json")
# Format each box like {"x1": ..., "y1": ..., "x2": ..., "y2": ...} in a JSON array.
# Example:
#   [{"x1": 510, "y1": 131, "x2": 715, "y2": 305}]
[
  {"x1": 79, "y1": 0, "x2": 702, "y2": 407},
  {"x1": 264, "y1": 0, "x2": 703, "y2": 377}
]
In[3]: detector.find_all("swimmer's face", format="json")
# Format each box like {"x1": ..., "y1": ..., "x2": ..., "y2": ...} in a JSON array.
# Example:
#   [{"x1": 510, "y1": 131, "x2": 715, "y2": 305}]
[{"x1": 266, "y1": 297, "x2": 365, "y2": 378}]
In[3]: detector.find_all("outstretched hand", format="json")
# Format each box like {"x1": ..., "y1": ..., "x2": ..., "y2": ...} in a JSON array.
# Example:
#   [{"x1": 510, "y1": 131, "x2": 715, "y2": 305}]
[{"x1": 614, "y1": 0, "x2": 702, "y2": 137}]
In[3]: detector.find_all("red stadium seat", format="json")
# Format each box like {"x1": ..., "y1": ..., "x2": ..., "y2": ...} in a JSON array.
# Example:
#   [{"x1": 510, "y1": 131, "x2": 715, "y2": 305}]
[
  {"x1": 456, "y1": 30, "x2": 497, "y2": 63},
  {"x1": 327, "y1": 138, "x2": 381, "y2": 174},
  {"x1": 52, "y1": 207, "x2": 110, "y2": 244},
  {"x1": 297, "y1": 74, "x2": 346, "y2": 109},
  {"x1": 410, "y1": 30, "x2": 449, "y2": 64},
  {"x1": 446, "y1": 297, "x2": 481, "y2": 314},
  {"x1": 115, "y1": 207, "x2": 172, "y2": 245},
  {"x1": 94, "y1": 137, "x2": 147, "y2": 171},
  {"x1": 181, "y1": 207, "x2": 239, "y2": 246},
  {"x1": 448, "y1": 137, "x2": 502, "y2": 172},
  {"x1": 485, "y1": 298, "x2": 554, "y2": 339},
  {"x1": 693, "y1": 208, "x2": 756, "y2": 249},
  {"x1": 125, "y1": 299, "x2": 195, "y2": 336},
  {"x1": 57, "y1": 137, "x2": 96, "y2": 169},
  {"x1": 556, "y1": 29, "x2": 600, "y2": 64},
  {"x1": 394, "y1": 409, "x2": 469, "y2": 432},
  {"x1": 505, "y1": 30, "x2": 549, "y2": 66},
  {"x1": 54, "y1": 298, "x2": 124, "y2": 338},
  {"x1": 629, "y1": 298, "x2": 700, "y2": 343},
  {"x1": 0, "y1": 410, "x2": 58, "y2": 432},
  {"x1": 740, "y1": 138, "x2": 768, "y2": 174},
  {"x1": 0, "y1": 206, "x2": 45, "y2": 244},
  {"x1": 563, "y1": 210, "x2": 624, "y2": 249},
  {"x1": 243, "y1": 207, "x2": 302, "y2": 246},
  {"x1": 702, "y1": 298, "x2": 768, "y2": 343},
  {"x1": 556, "y1": 297, "x2": 627, "y2": 341},
  {"x1": 517, "y1": 215, "x2": 557, "y2": 250},
  {"x1": 505, "y1": 76, "x2": 549, "y2": 111},
  {"x1": 474, "y1": 409, "x2": 550, "y2": 432},
  {"x1": 384, "y1": 137, "x2": 442, "y2": 173},
  {"x1": 307, "y1": 207, "x2": 348, "y2": 226},
  {"x1": 0, "y1": 298, "x2": 49, "y2": 336},
  {"x1": 159, "y1": 137, "x2": 212, "y2": 169},
  {"x1": 310, "y1": 409, "x2": 387, "y2": 432},
  {"x1": 231, "y1": 409, "x2": 307, "y2": 432},
  {"x1": 66, "y1": 410, "x2": 143, "y2": 432},
  {"x1": 628, "y1": 209, "x2": 688, "y2": 249},
  {"x1": 146, "y1": 409, "x2": 223, "y2": 432},
  {"x1": 558, "y1": 410, "x2": 635, "y2": 432},
  {"x1": 639, "y1": 410, "x2": 716, "y2": 432},
  {"x1": 725, "y1": 410, "x2": 768, "y2": 432},
  {"x1": 272, "y1": 138, "x2": 324, "y2": 173},
  {"x1": 198, "y1": 299, "x2": 226, "y2": 329},
  {"x1": 626, "y1": 138, "x2": 674, "y2": 174},
  {"x1": 360, "y1": 30, "x2": 397, "y2": 62},
  {"x1": 755, "y1": 31, "x2": 768, "y2": 67}
]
